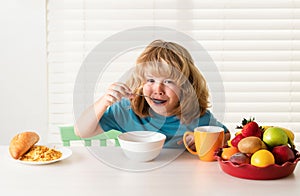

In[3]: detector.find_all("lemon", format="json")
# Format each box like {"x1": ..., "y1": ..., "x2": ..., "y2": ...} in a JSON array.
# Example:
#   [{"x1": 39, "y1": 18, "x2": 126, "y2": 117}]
[
  {"x1": 251, "y1": 149, "x2": 275, "y2": 167},
  {"x1": 227, "y1": 140, "x2": 232, "y2": 147}
]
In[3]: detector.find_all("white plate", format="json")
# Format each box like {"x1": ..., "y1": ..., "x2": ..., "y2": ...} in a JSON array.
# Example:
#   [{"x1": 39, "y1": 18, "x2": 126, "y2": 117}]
[{"x1": 15, "y1": 146, "x2": 72, "y2": 165}]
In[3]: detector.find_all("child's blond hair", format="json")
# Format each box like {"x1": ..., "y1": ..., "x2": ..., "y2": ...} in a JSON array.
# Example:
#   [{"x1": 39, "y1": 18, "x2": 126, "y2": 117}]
[{"x1": 126, "y1": 40, "x2": 210, "y2": 124}]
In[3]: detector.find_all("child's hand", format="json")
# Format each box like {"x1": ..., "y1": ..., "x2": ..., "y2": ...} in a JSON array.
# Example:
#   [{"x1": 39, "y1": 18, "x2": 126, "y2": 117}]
[
  {"x1": 178, "y1": 134, "x2": 196, "y2": 151},
  {"x1": 103, "y1": 82, "x2": 132, "y2": 106},
  {"x1": 224, "y1": 131, "x2": 231, "y2": 145}
]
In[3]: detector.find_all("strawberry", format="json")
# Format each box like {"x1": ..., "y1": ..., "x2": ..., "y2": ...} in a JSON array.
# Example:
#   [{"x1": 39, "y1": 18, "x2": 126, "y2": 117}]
[
  {"x1": 231, "y1": 133, "x2": 245, "y2": 147},
  {"x1": 254, "y1": 128, "x2": 263, "y2": 139},
  {"x1": 241, "y1": 121, "x2": 259, "y2": 137},
  {"x1": 236, "y1": 117, "x2": 255, "y2": 129}
]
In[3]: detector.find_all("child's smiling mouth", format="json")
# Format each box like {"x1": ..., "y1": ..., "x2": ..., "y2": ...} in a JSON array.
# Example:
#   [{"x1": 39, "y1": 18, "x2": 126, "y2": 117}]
[{"x1": 152, "y1": 98, "x2": 167, "y2": 104}]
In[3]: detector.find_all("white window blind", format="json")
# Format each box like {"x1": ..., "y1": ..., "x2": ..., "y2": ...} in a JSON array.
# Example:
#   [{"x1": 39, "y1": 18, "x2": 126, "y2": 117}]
[{"x1": 47, "y1": 0, "x2": 300, "y2": 145}]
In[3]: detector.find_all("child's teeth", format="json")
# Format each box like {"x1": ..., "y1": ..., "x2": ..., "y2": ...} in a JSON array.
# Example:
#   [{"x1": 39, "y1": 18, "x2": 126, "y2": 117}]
[{"x1": 153, "y1": 99, "x2": 165, "y2": 104}]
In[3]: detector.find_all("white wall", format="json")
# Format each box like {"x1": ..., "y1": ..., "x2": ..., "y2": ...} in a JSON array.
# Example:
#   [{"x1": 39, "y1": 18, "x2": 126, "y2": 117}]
[{"x1": 0, "y1": 0, "x2": 47, "y2": 144}]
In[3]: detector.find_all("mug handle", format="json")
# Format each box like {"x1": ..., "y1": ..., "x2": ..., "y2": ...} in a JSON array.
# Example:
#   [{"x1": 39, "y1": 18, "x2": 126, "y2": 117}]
[{"x1": 183, "y1": 131, "x2": 197, "y2": 155}]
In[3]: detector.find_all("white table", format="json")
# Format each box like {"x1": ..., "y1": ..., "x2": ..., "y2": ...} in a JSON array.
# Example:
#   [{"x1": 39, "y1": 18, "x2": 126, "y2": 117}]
[{"x1": 1, "y1": 145, "x2": 300, "y2": 196}]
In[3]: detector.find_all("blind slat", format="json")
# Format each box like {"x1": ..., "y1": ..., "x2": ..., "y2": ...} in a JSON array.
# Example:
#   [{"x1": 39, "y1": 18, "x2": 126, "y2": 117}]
[{"x1": 48, "y1": 0, "x2": 300, "y2": 9}]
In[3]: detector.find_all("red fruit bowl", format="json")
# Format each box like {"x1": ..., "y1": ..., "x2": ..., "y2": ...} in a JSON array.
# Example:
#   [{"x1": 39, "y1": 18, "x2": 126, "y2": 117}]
[{"x1": 215, "y1": 148, "x2": 300, "y2": 180}]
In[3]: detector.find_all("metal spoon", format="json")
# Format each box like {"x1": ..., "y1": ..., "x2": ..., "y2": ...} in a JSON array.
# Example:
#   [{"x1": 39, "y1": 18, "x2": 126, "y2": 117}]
[
  {"x1": 132, "y1": 93, "x2": 166, "y2": 104},
  {"x1": 127, "y1": 90, "x2": 164, "y2": 103},
  {"x1": 133, "y1": 93, "x2": 155, "y2": 100}
]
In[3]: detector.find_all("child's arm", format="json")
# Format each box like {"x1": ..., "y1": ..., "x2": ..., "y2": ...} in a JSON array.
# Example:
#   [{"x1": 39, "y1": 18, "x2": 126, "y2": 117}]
[{"x1": 74, "y1": 82, "x2": 131, "y2": 138}]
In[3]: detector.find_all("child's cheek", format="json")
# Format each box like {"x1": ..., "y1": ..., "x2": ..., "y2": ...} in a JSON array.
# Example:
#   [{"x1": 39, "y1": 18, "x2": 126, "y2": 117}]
[{"x1": 142, "y1": 84, "x2": 152, "y2": 94}]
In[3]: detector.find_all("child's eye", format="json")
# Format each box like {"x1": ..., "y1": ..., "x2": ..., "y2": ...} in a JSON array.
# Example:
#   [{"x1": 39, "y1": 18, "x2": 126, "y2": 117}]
[
  {"x1": 146, "y1": 79, "x2": 155, "y2": 83},
  {"x1": 163, "y1": 79, "x2": 174, "y2": 84}
]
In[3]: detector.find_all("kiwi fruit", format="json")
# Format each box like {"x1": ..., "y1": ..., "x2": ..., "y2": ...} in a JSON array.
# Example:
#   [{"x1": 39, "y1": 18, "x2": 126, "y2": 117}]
[{"x1": 237, "y1": 136, "x2": 262, "y2": 154}]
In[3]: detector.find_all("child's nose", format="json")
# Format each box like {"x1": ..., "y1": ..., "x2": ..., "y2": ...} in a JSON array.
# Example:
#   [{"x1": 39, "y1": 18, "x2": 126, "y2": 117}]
[{"x1": 153, "y1": 82, "x2": 164, "y2": 95}]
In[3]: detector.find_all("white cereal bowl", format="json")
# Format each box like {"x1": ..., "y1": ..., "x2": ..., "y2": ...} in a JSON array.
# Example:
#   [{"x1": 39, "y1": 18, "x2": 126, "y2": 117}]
[
  {"x1": 121, "y1": 148, "x2": 163, "y2": 162},
  {"x1": 117, "y1": 131, "x2": 166, "y2": 162}
]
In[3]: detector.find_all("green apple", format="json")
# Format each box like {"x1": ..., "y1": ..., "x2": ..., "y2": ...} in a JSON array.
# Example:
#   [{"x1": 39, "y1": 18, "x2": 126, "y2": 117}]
[{"x1": 263, "y1": 127, "x2": 288, "y2": 147}]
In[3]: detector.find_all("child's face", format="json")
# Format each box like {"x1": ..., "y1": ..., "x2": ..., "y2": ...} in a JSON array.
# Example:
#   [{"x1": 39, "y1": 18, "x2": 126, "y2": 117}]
[{"x1": 142, "y1": 74, "x2": 181, "y2": 116}]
